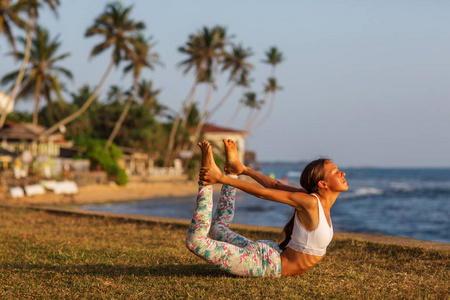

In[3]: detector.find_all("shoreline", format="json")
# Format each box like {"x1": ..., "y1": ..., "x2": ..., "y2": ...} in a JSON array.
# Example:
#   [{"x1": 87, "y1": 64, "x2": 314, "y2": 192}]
[
  {"x1": 3, "y1": 204, "x2": 448, "y2": 251},
  {"x1": 2, "y1": 176, "x2": 449, "y2": 250}
]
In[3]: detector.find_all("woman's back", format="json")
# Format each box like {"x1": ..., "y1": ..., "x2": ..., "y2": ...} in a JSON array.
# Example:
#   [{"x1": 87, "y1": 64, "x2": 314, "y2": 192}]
[
  {"x1": 279, "y1": 194, "x2": 333, "y2": 276},
  {"x1": 280, "y1": 246, "x2": 325, "y2": 275},
  {"x1": 287, "y1": 194, "x2": 333, "y2": 256}
]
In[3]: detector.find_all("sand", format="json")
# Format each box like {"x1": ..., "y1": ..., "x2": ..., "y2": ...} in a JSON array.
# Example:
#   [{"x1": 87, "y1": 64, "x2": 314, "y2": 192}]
[{"x1": 2, "y1": 175, "x2": 221, "y2": 206}]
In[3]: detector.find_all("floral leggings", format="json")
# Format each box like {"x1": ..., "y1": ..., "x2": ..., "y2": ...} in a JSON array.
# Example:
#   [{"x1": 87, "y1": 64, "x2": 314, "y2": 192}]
[{"x1": 186, "y1": 177, "x2": 282, "y2": 277}]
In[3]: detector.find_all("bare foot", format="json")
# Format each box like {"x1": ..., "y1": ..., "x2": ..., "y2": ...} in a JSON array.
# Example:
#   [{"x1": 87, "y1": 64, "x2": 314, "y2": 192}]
[
  {"x1": 223, "y1": 139, "x2": 245, "y2": 175},
  {"x1": 198, "y1": 141, "x2": 222, "y2": 184}
]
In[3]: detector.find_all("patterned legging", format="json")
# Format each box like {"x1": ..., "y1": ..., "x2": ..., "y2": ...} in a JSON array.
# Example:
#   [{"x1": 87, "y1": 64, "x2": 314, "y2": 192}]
[{"x1": 186, "y1": 177, "x2": 282, "y2": 277}]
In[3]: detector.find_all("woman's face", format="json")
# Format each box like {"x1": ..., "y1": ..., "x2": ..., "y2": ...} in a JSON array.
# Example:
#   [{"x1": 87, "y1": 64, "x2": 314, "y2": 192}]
[{"x1": 322, "y1": 161, "x2": 348, "y2": 192}]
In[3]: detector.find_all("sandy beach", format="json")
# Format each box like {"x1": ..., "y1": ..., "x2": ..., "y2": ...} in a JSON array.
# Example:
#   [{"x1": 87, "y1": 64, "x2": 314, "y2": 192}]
[{"x1": 2, "y1": 175, "x2": 216, "y2": 206}]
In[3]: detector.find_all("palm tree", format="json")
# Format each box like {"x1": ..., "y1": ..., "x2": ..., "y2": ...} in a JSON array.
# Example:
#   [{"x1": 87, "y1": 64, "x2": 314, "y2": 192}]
[
  {"x1": 138, "y1": 79, "x2": 162, "y2": 114},
  {"x1": 250, "y1": 47, "x2": 284, "y2": 130},
  {"x1": 251, "y1": 77, "x2": 283, "y2": 130},
  {"x1": 184, "y1": 26, "x2": 230, "y2": 168},
  {"x1": 105, "y1": 34, "x2": 161, "y2": 149},
  {"x1": 242, "y1": 91, "x2": 264, "y2": 130},
  {"x1": 263, "y1": 46, "x2": 284, "y2": 77},
  {"x1": 206, "y1": 43, "x2": 253, "y2": 121},
  {"x1": 62, "y1": 85, "x2": 99, "y2": 139},
  {"x1": 1, "y1": 26, "x2": 72, "y2": 126},
  {"x1": 0, "y1": 0, "x2": 26, "y2": 52},
  {"x1": 0, "y1": 0, "x2": 25, "y2": 126},
  {"x1": 164, "y1": 25, "x2": 229, "y2": 167},
  {"x1": 0, "y1": 0, "x2": 60, "y2": 128},
  {"x1": 40, "y1": 2, "x2": 145, "y2": 138},
  {"x1": 106, "y1": 85, "x2": 125, "y2": 104},
  {"x1": 162, "y1": 80, "x2": 197, "y2": 167},
  {"x1": 226, "y1": 70, "x2": 252, "y2": 126}
]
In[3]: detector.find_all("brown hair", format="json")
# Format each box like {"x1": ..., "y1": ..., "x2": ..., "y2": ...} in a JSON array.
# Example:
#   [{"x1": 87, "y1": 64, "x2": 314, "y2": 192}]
[{"x1": 279, "y1": 158, "x2": 331, "y2": 250}]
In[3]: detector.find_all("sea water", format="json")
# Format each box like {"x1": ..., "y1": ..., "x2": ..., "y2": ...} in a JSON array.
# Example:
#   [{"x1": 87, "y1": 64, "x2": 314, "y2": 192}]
[{"x1": 80, "y1": 163, "x2": 450, "y2": 243}]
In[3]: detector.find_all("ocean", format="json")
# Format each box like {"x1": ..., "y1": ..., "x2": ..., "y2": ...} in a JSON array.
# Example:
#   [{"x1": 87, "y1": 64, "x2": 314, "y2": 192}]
[{"x1": 80, "y1": 163, "x2": 450, "y2": 244}]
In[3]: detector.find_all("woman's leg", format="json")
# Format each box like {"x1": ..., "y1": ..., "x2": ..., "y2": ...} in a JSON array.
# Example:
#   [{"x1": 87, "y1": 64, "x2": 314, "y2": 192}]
[
  {"x1": 209, "y1": 175, "x2": 253, "y2": 247},
  {"x1": 186, "y1": 182, "x2": 281, "y2": 277},
  {"x1": 186, "y1": 141, "x2": 281, "y2": 277}
]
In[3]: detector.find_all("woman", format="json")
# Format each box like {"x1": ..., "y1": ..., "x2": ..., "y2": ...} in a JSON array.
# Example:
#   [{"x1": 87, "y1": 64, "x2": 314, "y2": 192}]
[{"x1": 186, "y1": 139, "x2": 348, "y2": 277}]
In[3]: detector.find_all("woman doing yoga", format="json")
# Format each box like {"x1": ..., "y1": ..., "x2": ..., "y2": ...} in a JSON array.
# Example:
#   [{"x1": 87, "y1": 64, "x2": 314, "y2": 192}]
[{"x1": 186, "y1": 139, "x2": 348, "y2": 277}]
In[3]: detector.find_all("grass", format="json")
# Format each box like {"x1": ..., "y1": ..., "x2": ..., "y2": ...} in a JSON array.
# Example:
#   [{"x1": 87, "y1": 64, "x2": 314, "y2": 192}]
[{"x1": 0, "y1": 207, "x2": 448, "y2": 299}]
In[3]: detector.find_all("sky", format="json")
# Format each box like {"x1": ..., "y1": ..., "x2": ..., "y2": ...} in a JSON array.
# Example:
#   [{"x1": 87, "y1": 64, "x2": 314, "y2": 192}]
[{"x1": 1, "y1": 0, "x2": 450, "y2": 168}]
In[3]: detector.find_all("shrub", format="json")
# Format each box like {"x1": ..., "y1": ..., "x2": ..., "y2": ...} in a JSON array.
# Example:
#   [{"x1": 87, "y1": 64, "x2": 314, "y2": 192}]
[{"x1": 75, "y1": 136, "x2": 128, "y2": 185}]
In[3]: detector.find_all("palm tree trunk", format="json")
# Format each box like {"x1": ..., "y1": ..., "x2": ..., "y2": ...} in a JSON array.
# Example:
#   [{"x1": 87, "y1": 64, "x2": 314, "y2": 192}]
[
  {"x1": 182, "y1": 80, "x2": 215, "y2": 170},
  {"x1": 252, "y1": 92, "x2": 276, "y2": 130},
  {"x1": 250, "y1": 66, "x2": 278, "y2": 131},
  {"x1": 195, "y1": 83, "x2": 215, "y2": 136},
  {"x1": 39, "y1": 61, "x2": 115, "y2": 138},
  {"x1": 205, "y1": 82, "x2": 236, "y2": 122},
  {"x1": 244, "y1": 108, "x2": 254, "y2": 129},
  {"x1": 163, "y1": 82, "x2": 197, "y2": 167},
  {"x1": 32, "y1": 76, "x2": 42, "y2": 126},
  {"x1": 271, "y1": 66, "x2": 276, "y2": 78},
  {"x1": 104, "y1": 78, "x2": 139, "y2": 149},
  {"x1": 226, "y1": 89, "x2": 246, "y2": 126},
  {"x1": 180, "y1": 97, "x2": 195, "y2": 128},
  {"x1": 226, "y1": 102, "x2": 242, "y2": 126},
  {"x1": 0, "y1": 16, "x2": 35, "y2": 129},
  {"x1": 245, "y1": 92, "x2": 269, "y2": 131},
  {"x1": 182, "y1": 61, "x2": 221, "y2": 170},
  {"x1": 245, "y1": 107, "x2": 260, "y2": 131}
]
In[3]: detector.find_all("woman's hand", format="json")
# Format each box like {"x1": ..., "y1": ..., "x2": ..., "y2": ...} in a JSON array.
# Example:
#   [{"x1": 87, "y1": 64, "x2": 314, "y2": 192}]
[{"x1": 199, "y1": 167, "x2": 223, "y2": 185}]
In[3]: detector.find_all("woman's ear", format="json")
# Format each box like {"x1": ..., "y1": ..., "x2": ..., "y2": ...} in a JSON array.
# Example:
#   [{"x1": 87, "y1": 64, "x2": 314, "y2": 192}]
[{"x1": 318, "y1": 180, "x2": 327, "y2": 189}]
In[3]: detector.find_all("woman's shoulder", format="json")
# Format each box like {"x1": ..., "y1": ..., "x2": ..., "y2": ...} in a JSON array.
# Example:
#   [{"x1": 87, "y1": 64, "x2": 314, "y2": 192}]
[{"x1": 290, "y1": 192, "x2": 319, "y2": 211}]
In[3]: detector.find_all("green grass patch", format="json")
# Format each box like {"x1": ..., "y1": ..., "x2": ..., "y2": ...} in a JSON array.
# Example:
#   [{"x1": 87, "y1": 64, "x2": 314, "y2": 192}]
[{"x1": 0, "y1": 207, "x2": 448, "y2": 299}]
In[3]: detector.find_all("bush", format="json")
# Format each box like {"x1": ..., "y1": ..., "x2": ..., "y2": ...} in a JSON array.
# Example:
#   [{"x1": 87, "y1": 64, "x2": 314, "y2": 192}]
[
  {"x1": 115, "y1": 168, "x2": 128, "y2": 186},
  {"x1": 75, "y1": 136, "x2": 128, "y2": 185}
]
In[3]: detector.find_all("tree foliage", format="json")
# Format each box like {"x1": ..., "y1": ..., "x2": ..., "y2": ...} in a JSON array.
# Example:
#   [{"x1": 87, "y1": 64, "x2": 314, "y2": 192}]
[
  {"x1": 74, "y1": 135, "x2": 128, "y2": 186},
  {"x1": 1, "y1": 1, "x2": 285, "y2": 177},
  {"x1": 1, "y1": 26, "x2": 72, "y2": 125}
]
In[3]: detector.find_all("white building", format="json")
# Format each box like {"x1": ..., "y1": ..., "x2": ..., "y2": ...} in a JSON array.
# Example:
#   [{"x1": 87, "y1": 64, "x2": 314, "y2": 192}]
[{"x1": 202, "y1": 123, "x2": 247, "y2": 162}]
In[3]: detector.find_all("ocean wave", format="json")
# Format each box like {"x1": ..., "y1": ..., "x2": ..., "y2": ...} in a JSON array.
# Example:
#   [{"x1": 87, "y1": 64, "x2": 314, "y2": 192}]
[
  {"x1": 341, "y1": 187, "x2": 385, "y2": 200},
  {"x1": 388, "y1": 182, "x2": 415, "y2": 192},
  {"x1": 341, "y1": 185, "x2": 450, "y2": 201},
  {"x1": 286, "y1": 171, "x2": 301, "y2": 178},
  {"x1": 353, "y1": 187, "x2": 384, "y2": 196}
]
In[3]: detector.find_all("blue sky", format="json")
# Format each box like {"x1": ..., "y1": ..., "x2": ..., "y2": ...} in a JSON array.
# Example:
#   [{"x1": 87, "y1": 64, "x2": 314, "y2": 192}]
[{"x1": 1, "y1": 0, "x2": 449, "y2": 167}]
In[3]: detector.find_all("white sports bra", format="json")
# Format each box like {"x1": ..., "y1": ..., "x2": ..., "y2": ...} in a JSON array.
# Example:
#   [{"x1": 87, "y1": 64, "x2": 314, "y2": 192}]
[{"x1": 287, "y1": 193, "x2": 333, "y2": 256}]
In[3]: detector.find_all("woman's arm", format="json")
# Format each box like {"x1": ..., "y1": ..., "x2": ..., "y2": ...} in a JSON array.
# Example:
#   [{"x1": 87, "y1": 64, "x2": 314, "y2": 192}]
[
  {"x1": 200, "y1": 168, "x2": 314, "y2": 210},
  {"x1": 222, "y1": 138, "x2": 305, "y2": 192},
  {"x1": 242, "y1": 166, "x2": 307, "y2": 193}
]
